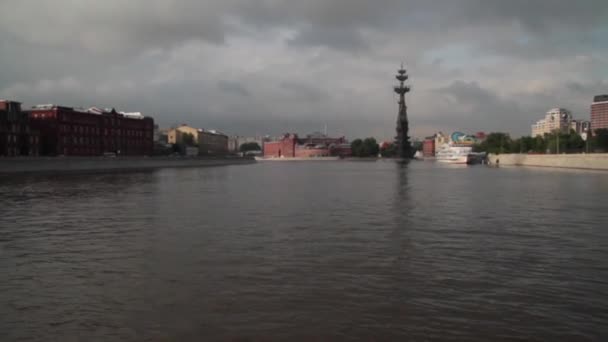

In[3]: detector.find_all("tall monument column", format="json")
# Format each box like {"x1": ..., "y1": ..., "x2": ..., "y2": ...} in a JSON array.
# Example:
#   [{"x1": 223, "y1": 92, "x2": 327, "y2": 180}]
[{"x1": 394, "y1": 64, "x2": 412, "y2": 158}]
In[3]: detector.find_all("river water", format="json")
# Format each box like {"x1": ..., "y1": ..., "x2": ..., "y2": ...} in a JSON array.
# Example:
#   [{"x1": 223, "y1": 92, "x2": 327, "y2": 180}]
[{"x1": 1, "y1": 161, "x2": 607, "y2": 341}]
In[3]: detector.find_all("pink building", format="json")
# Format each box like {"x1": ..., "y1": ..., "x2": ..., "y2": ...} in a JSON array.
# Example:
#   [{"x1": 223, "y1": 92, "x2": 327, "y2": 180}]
[{"x1": 263, "y1": 133, "x2": 351, "y2": 158}]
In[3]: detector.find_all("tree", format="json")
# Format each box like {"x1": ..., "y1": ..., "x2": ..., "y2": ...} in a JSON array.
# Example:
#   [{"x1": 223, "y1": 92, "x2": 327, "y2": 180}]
[
  {"x1": 519, "y1": 136, "x2": 535, "y2": 153},
  {"x1": 362, "y1": 138, "x2": 380, "y2": 157},
  {"x1": 380, "y1": 143, "x2": 397, "y2": 157},
  {"x1": 544, "y1": 130, "x2": 585, "y2": 154},
  {"x1": 592, "y1": 128, "x2": 608, "y2": 152},
  {"x1": 240, "y1": 142, "x2": 261, "y2": 152},
  {"x1": 566, "y1": 130, "x2": 585, "y2": 152},
  {"x1": 476, "y1": 132, "x2": 512, "y2": 154},
  {"x1": 351, "y1": 138, "x2": 379, "y2": 157},
  {"x1": 351, "y1": 139, "x2": 363, "y2": 157},
  {"x1": 508, "y1": 135, "x2": 543, "y2": 154},
  {"x1": 533, "y1": 135, "x2": 546, "y2": 153}
]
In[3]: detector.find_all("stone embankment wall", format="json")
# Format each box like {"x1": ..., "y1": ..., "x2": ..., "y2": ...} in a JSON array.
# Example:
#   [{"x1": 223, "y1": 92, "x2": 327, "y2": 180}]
[
  {"x1": 488, "y1": 153, "x2": 608, "y2": 171},
  {"x1": 0, "y1": 157, "x2": 255, "y2": 175}
]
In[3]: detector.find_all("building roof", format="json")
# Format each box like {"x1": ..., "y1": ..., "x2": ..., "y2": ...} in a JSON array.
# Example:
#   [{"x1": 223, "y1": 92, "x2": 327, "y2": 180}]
[
  {"x1": 198, "y1": 128, "x2": 227, "y2": 136},
  {"x1": 31, "y1": 104, "x2": 57, "y2": 110},
  {"x1": 120, "y1": 112, "x2": 145, "y2": 119},
  {"x1": 594, "y1": 95, "x2": 608, "y2": 103}
]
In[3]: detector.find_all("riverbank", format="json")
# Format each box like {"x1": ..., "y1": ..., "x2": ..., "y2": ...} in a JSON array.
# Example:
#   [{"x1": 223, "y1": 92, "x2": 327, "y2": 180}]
[
  {"x1": 0, "y1": 156, "x2": 255, "y2": 175},
  {"x1": 255, "y1": 156, "x2": 340, "y2": 161},
  {"x1": 488, "y1": 153, "x2": 608, "y2": 171}
]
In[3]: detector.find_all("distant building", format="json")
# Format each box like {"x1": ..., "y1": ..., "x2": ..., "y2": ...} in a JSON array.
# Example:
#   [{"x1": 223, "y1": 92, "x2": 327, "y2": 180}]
[
  {"x1": 228, "y1": 136, "x2": 239, "y2": 153},
  {"x1": 423, "y1": 138, "x2": 435, "y2": 157},
  {"x1": 28, "y1": 105, "x2": 153, "y2": 156},
  {"x1": 263, "y1": 133, "x2": 350, "y2": 158},
  {"x1": 474, "y1": 132, "x2": 487, "y2": 141},
  {"x1": 0, "y1": 100, "x2": 39, "y2": 156},
  {"x1": 591, "y1": 95, "x2": 608, "y2": 132},
  {"x1": 153, "y1": 124, "x2": 160, "y2": 142},
  {"x1": 168, "y1": 124, "x2": 199, "y2": 145},
  {"x1": 570, "y1": 120, "x2": 591, "y2": 135},
  {"x1": 157, "y1": 128, "x2": 169, "y2": 144},
  {"x1": 532, "y1": 108, "x2": 574, "y2": 137},
  {"x1": 434, "y1": 132, "x2": 449, "y2": 154},
  {"x1": 198, "y1": 129, "x2": 228, "y2": 155},
  {"x1": 228, "y1": 136, "x2": 265, "y2": 153},
  {"x1": 331, "y1": 143, "x2": 353, "y2": 157}
]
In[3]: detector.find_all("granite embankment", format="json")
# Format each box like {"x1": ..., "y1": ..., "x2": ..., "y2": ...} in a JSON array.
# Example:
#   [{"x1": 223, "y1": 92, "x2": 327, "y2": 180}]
[
  {"x1": 488, "y1": 153, "x2": 608, "y2": 171},
  {"x1": 0, "y1": 156, "x2": 255, "y2": 175}
]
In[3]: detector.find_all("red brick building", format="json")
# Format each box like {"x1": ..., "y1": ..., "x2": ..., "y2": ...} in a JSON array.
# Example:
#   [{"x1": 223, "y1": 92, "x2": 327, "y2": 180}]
[
  {"x1": 1, "y1": 100, "x2": 39, "y2": 157},
  {"x1": 422, "y1": 138, "x2": 435, "y2": 157},
  {"x1": 591, "y1": 95, "x2": 608, "y2": 132},
  {"x1": 28, "y1": 105, "x2": 154, "y2": 156},
  {"x1": 264, "y1": 133, "x2": 298, "y2": 158},
  {"x1": 263, "y1": 133, "x2": 351, "y2": 158}
]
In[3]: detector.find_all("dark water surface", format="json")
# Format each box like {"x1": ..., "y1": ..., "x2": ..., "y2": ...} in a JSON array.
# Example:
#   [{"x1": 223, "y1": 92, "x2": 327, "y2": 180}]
[{"x1": 1, "y1": 161, "x2": 608, "y2": 341}]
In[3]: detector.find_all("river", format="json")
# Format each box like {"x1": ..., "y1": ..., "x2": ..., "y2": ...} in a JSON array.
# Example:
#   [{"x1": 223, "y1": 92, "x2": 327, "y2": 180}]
[{"x1": 1, "y1": 161, "x2": 607, "y2": 341}]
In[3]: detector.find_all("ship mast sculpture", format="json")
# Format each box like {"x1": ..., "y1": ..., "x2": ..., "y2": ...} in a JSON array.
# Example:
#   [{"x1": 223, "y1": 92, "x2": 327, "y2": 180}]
[{"x1": 394, "y1": 63, "x2": 412, "y2": 158}]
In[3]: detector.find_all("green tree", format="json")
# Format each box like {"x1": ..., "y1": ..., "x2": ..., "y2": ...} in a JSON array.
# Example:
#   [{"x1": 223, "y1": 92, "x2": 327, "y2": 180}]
[
  {"x1": 351, "y1": 138, "x2": 379, "y2": 157},
  {"x1": 566, "y1": 130, "x2": 585, "y2": 152},
  {"x1": 240, "y1": 142, "x2": 261, "y2": 152},
  {"x1": 519, "y1": 136, "x2": 535, "y2": 153},
  {"x1": 477, "y1": 132, "x2": 512, "y2": 154},
  {"x1": 380, "y1": 143, "x2": 397, "y2": 157},
  {"x1": 362, "y1": 138, "x2": 380, "y2": 157},
  {"x1": 511, "y1": 139, "x2": 522, "y2": 154},
  {"x1": 351, "y1": 139, "x2": 363, "y2": 157},
  {"x1": 544, "y1": 130, "x2": 585, "y2": 153},
  {"x1": 533, "y1": 135, "x2": 546, "y2": 153},
  {"x1": 592, "y1": 128, "x2": 608, "y2": 152}
]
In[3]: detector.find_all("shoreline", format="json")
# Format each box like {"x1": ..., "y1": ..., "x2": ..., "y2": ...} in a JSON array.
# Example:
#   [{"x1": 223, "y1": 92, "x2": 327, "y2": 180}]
[
  {"x1": 488, "y1": 153, "x2": 608, "y2": 171},
  {"x1": 255, "y1": 156, "x2": 341, "y2": 161},
  {"x1": 0, "y1": 156, "x2": 256, "y2": 175}
]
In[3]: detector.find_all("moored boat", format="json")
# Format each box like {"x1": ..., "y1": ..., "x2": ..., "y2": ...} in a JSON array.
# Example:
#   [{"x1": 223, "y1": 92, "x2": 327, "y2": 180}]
[{"x1": 436, "y1": 144, "x2": 472, "y2": 164}]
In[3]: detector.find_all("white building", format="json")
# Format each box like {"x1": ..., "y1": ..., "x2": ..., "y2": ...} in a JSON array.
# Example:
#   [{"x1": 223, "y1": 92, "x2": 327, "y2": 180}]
[
  {"x1": 570, "y1": 120, "x2": 591, "y2": 135},
  {"x1": 433, "y1": 132, "x2": 450, "y2": 154},
  {"x1": 531, "y1": 108, "x2": 573, "y2": 137}
]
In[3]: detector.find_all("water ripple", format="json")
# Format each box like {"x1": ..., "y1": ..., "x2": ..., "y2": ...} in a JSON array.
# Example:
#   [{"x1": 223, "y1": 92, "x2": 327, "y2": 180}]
[{"x1": 1, "y1": 163, "x2": 607, "y2": 341}]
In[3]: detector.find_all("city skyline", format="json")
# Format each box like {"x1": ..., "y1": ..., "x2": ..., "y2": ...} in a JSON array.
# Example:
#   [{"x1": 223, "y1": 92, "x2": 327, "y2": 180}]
[{"x1": 1, "y1": 1, "x2": 608, "y2": 140}]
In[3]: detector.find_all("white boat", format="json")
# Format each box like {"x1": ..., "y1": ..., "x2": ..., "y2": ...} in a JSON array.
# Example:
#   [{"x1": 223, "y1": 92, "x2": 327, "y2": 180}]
[{"x1": 435, "y1": 144, "x2": 472, "y2": 164}]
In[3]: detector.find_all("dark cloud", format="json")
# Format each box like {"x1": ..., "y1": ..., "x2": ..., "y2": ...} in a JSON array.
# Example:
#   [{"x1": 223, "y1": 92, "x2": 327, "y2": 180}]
[
  {"x1": 288, "y1": 27, "x2": 370, "y2": 51},
  {"x1": 1, "y1": 0, "x2": 608, "y2": 139},
  {"x1": 279, "y1": 81, "x2": 330, "y2": 102},
  {"x1": 423, "y1": 81, "x2": 527, "y2": 133}
]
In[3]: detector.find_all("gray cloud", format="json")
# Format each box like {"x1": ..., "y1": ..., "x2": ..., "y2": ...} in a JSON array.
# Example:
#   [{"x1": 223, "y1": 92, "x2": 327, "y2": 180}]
[
  {"x1": 218, "y1": 80, "x2": 250, "y2": 97},
  {"x1": 279, "y1": 81, "x2": 329, "y2": 102},
  {"x1": 1, "y1": 0, "x2": 608, "y2": 140}
]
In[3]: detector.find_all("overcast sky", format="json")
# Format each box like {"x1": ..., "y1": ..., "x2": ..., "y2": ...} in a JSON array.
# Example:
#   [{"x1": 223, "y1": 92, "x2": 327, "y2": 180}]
[{"x1": 1, "y1": 0, "x2": 607, "y2": 140}]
